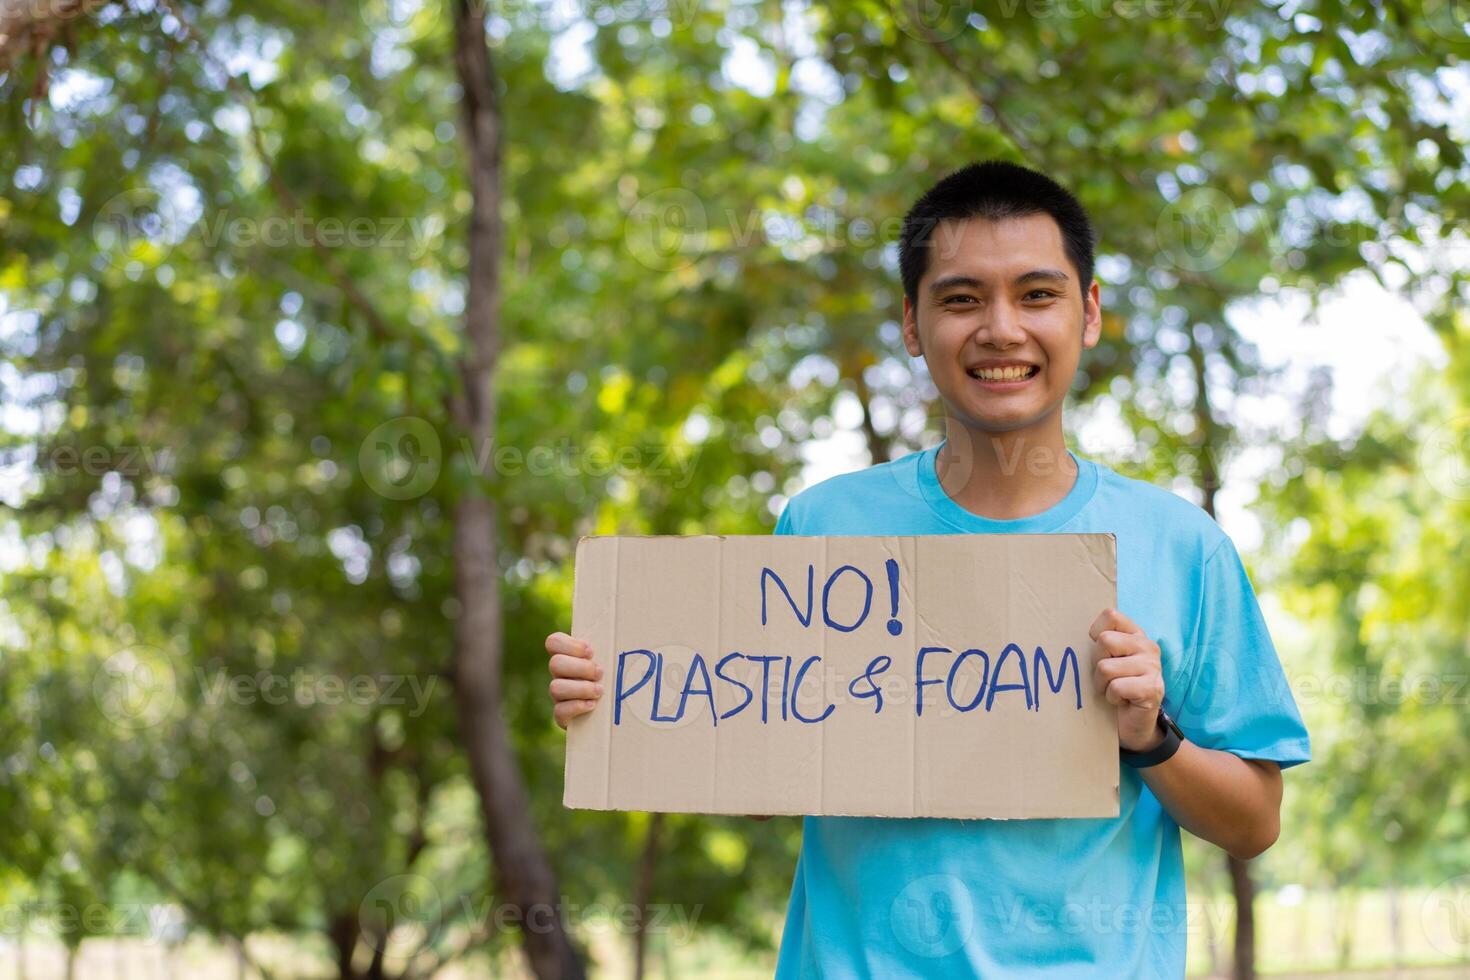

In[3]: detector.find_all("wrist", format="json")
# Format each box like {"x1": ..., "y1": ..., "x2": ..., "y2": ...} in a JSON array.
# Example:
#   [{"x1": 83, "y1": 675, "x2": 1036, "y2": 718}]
[
  {"x1": 1120, "y1": 709, "x2": 1185, "y2": 769},
  {"x1": 1122, "y1": 724, "x2": 1166, "y2": 753}
]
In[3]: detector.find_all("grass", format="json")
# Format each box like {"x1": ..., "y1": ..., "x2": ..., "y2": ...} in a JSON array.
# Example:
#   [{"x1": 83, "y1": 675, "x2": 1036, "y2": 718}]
[{"x1": 1, "y1": 887, "x2": 1467, "y2": 978}]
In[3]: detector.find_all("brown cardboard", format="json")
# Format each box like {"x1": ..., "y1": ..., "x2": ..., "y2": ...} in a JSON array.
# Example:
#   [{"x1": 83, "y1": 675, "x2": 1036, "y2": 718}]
[{"x1": 563, "y1": 534, "x2": 1119, "y2": 819}]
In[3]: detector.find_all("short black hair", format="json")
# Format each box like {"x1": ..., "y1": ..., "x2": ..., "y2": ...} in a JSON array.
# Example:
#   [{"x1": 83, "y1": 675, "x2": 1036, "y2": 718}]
[{"x1": 898, "y1": 160, "x2": 1097, "y2": 307}]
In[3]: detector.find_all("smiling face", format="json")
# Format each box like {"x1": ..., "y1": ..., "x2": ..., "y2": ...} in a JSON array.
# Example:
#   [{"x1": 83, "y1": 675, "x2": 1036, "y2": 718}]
[{"x1": 902, "y1": 213, "x2": 1103, "y2": 436}]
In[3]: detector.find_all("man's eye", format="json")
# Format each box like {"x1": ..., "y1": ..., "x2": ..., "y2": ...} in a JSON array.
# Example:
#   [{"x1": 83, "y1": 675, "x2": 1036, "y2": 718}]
[
  {"x1": 1025, "y1": 290, "x2": 1057, "y2": 301},
  {"x1": 944, "y1": 295, "x2": 977, "y2": 304}
]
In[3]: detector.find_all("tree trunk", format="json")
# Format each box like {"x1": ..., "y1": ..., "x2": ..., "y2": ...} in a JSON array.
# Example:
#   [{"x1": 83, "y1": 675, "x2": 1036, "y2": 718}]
[
  {"x1": 1227, "y1": 856, "x2": 1255, "y2": 980},
  {"x1": 632, "y1": 813, "x2": 665, "y2": 980},
  {"x1": 0, "y1": 0, "x2": 100, "y2": 68},
  {"x1": 1187, "y1": 332, "x2": 1257, "y2": 980},
  {"x1": 1387, "y1": 880, "x2": 1402, "y2": 970},
  {"x1": 849, "y1": 368, "x2": 891, "y2": 465},
  {"x1": 449, "y1": 2, "x2": 583, "y2": 978},
  {"x1": 1333, "y1": 885, "x2": 1356, "y2": 969},
  {"x1": 1201, "y1": 891, "x2": 1219, "y2": 977},
  {"x1": 329, "y1": 912, "x2": 360, "y2": 979}
]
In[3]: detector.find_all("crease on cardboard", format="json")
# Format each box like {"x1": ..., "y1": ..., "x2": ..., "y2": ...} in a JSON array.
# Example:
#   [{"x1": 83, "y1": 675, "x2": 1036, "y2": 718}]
[
  {"x1": 1083, "y1": 533, "x2": 1118, "y2": 590},
  {"x1": 604, "y1": 536, "x2": 618, "y2": 808},
  {"x1": 710, "y1": 537, "x2": 722, "y2": 813},
  {"x1": 908, "y1": 536, "x2": 918, "y2": 818},
  {"x1": 819, "y1": 535, "x2": 828, "y2": 815},
  {"x1": 1003, "y1": 534, "x2": 1021, "y2": 819}
]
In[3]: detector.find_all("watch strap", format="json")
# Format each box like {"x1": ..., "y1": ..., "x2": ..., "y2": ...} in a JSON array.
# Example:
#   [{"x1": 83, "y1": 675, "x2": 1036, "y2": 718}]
[{"x1": 1120, "y1": 709, "x2": 1185, "y2": 769}]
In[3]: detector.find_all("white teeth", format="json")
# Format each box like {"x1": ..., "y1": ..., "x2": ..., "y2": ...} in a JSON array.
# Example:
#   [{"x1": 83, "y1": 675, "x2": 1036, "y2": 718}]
[{"x1": 970, "y1": 366, "x2": 1034, "y2": 381}]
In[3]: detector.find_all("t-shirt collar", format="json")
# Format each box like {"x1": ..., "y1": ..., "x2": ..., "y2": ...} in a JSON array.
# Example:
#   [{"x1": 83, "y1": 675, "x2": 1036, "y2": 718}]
[{"x1": 916, "y1": 439, "x2": 1099, "y2": 533}]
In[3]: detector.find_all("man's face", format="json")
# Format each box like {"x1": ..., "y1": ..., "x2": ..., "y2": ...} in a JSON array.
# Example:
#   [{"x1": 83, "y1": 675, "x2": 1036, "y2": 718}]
[{"x1": 902, "y1": 214, "x2": 1102, "y2": 436}]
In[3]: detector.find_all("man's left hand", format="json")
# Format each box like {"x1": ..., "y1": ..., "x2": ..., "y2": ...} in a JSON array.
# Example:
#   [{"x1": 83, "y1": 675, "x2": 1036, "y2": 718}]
[{"x1": 1090, "y1": 607, "x2": 1166, "y2": 753}]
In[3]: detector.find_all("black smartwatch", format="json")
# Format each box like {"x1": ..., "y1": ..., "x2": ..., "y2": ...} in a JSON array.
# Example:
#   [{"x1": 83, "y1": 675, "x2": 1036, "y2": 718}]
[{"x1": 1120, "y1": 708, "x2": 1185, "y2": 769}]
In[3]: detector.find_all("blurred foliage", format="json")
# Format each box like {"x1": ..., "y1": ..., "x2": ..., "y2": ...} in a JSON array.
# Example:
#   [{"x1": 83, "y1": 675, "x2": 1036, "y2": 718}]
[{"x1": 1, "y1": 0, "x2": 1467, "y2": 975}]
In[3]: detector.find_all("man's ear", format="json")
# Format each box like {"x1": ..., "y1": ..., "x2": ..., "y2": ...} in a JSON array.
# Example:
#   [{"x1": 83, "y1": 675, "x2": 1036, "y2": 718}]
[
  {"x1": 901, "y1": 294, "x2": 924, "y2": 357},
  {"x1": 1081, "y1": 279, "x2": 1103, "y2": 350}
]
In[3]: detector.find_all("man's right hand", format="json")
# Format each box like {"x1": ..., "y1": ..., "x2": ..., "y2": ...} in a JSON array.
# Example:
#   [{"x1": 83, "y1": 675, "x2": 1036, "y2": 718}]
[{"x1": 545, "y1": 631, "x2": 604, "y2": 730}]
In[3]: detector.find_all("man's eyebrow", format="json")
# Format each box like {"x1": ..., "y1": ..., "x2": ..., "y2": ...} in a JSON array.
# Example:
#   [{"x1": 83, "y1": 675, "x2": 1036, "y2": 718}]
[
  {"x1": 929, "y1": 269, "x2": 1071, "y2": 295},
  {"x1": 928, "y1": 275, "x2": 984, "y2": 295},
  {"x1": 1013, "y1": 268, "x2": 1071, "y2": 287}
]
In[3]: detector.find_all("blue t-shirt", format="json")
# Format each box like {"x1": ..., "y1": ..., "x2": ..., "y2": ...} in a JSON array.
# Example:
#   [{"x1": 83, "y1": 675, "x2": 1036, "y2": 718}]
[{"x1": 771, "y1": 444, "x2": 1311, "y2": 979}]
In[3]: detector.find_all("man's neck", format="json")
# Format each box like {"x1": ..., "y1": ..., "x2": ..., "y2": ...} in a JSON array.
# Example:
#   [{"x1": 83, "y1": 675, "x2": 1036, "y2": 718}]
[{"x1": 934, "y1": 415, "x2": 1079, "y2": 521}]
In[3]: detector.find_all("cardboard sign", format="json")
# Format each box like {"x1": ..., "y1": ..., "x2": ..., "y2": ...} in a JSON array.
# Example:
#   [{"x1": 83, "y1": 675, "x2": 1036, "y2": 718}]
[{"x1": 563, "y1": 534, "x2": 1119, "y2": 819}]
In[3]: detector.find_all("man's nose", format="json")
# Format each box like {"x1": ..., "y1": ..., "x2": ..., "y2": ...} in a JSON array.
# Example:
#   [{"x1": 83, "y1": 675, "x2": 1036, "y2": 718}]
[{"x1": 973, "y1": 299, "x2": 1027, "y2": 347}]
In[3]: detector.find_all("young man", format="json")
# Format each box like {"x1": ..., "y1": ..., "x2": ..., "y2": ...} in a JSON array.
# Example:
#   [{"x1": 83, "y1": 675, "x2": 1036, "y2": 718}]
[{"x1": 546, "y1": 161, "x2": 1311, "y2": 977}]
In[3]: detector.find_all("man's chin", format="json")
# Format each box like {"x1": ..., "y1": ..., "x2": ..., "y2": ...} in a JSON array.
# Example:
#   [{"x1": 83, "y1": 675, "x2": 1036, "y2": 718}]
[{"x1": 944, "y1": 402, "x2": 1056, "y2": 437}]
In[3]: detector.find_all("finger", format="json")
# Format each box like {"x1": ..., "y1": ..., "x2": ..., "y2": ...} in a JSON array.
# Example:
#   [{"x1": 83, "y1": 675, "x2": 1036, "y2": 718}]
[
  {"x1": 1099, "y1": 664, "x2": 1164, "y2": 702},
  {"x1": 549, "y1": 653, "x2": 602, "y2": 681},
  {"x1": 554, "y1": 699, "x2": 598, "y2": 729},
  {"x1": 1089, "y1": 607, "x2": 1143, "y2": 641},
  {"x1": 1095, "y1": 653, "x2": 1157, "y2": 682},
  {"x1": 1106, "y1": 674, "x2": 1165, "y2": 709},
  {"x1": 1093, "y1": 657, "x2": 1155, "y2": 695},
  {"x1": 1096, "y1": 630, "x2": 1159, "y2": 659},
  {"x1": 546, "y1": 632, "x2": 594, "y2": 659},
  {"x1": 550, "y1": 678, "x2": 603, "y2": 702}
]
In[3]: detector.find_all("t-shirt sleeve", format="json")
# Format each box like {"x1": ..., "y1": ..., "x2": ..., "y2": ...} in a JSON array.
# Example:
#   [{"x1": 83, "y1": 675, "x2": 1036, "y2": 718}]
[
  {"x1": 774, "y1": 500, "x2": 797, "y2": 536},
  {"x1": 1172, "y1": 536, "x2": 1312, "y2": 769}
]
